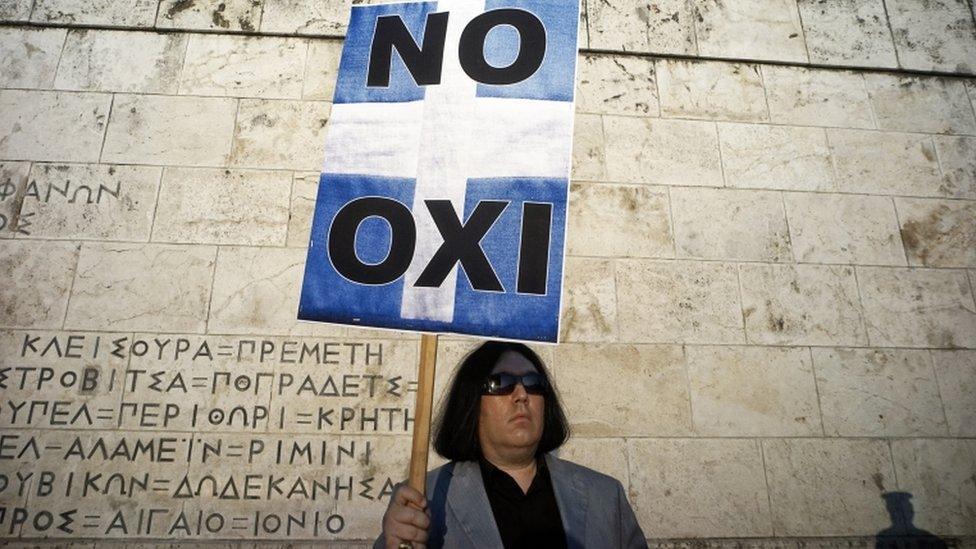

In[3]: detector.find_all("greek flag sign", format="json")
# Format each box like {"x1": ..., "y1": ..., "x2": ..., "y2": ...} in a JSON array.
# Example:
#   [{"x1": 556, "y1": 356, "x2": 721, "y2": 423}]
[{"x1": 298, "y1": 0, "x2": 579, "y2": 343}]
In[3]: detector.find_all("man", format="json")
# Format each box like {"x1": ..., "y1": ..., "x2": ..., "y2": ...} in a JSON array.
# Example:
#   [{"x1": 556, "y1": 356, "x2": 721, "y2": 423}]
[{"x1": 376, "y1": 341, "x2": 646, "y2": 548}]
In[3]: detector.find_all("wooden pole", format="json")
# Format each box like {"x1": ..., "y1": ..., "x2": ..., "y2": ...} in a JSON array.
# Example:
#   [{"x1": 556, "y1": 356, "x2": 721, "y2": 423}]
[{"x1": 408, "y1": 333, "x2": 439, "y2": 495}]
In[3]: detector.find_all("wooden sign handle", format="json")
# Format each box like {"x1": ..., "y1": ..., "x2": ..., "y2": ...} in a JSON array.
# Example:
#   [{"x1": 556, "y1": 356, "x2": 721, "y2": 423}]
[{"x1": 408, "y1": 333, "x2": 439, "y2": 495}]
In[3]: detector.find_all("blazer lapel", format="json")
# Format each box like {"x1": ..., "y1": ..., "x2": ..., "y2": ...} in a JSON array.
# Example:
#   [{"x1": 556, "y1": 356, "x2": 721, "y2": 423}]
[
  {"x1": 546, "y1": 454, "x2": 588, "y2": 549},
  {"x1": 446, "y1": 461, "x2": 505, "y2": 547}
]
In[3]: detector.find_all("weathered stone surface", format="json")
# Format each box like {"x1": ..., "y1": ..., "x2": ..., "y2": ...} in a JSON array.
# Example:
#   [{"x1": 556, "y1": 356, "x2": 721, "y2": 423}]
[
  {"x1": 0, "y1": 240, "x2": 79, "y2": 328},
  {"x1": 180, "y1": 35, "x2": 308, "y2": 99},
  {"x1": 935, "y1": 135, "x2": 976, "y2": 198},
  {"x1": 287, "y1": 172, "x2": 318, "y2": 248},
  {"x1": 567, "y1": 182, "x2": 672, "y2": 258},
  {"x1": 559, "y1": 257, "x2": 617, "y2": 343},
  {"x1": 784, "y1": 193, "x2": 905, "y2": 265},
  {"x1": 687, "y1": 345, "x2": 821, "y2": 436},
  {"x1": 864, "y1": 74, "x2": 976, "y2": 135},
  {"x1": 617, "y1": 260, "x2": 744, "y2": 344},
  {"x1": 796, "y1": 0, "x2": 897, "y2": 67},
  {"x1": 896, "y1": 197, "x2": 976, "y2": 268},
  {"x1": 857, "y1": 266, "x2": 976, "y2": 348},
  {"x1": 763, "y1": 439, "x2": 894, "y2": 536},
  {"x1": 157, "y1": 0, "x2": 263, "y2": 32},
  {"x1": 260, "y1": 0, "x2": 350, "y2": 35},
  {"x1": 65, "y1": 243, "x2": 216, "y2": 332},
  {"x1": 152, "y1": 168, "x2": 290, "y2": 246},
  {"x1": 657, "y1": 60, "x2": 767, "y2": 122},
  {"x1": 576, "y1": 54, "x2": 659, "y2": 116},
  {"x1": 19, "y1": 163, "x2": 161, "y2": 241},
  {"x1": 102, "y1": 94, "x2": 238, "y2": 167},
  {"x1": 32, "y1": 0, "x2": 157, "y2": 26},
  {"x1": 555, "y1": 344, "x2": 691, "y2": 435},
  {"x1": 720, "y1": 123, "x2": 833, "y2": 191},
  {"x1": 208, "y1": 246, "x2": 346, "y2": 336},
  {"x1": 694, "y1": 0, "x2": 807, "y2": 62},
  {"x1": 587, "y1": 0, "x2": 697, "y2": 55},
  {"x1": 891, "y1": 439, "x2": 976, "y2": 535},
  {"x1": 0, "y1": 90, "x2": 110, "y2": 162},
  {"x1": 55, "y1": 30, "x2": 187, "y2": 94},
  {"x1": 886, "y1": 0, "x2": 976, "y2": 73},
  {"x1": 557, "y1": 438, "x2": 629, "y2": 489},
  {"x1": 0, "y1": 0, "x2": 32, "y2": 20},
  {"x1": 230, "y1": 99, "x2": 331, "y2": 171},
  {"x1": 303, "y1": 39, "x2": 343, "y2": 100},
  {"x1": 604, "y1": 116, "x2": 722, "y2": 186},
  {"x1": 0, "y1": 161, "x2": 30, "y2": 237},
  {"x1": 762, "y1": 66, "x2": 874, "y2": 129},
  {"x1": 828, "y1": 129, "x2": 943, "y2": 197},
  {"x1": 932, "y1": 350, "x2": 976, "y2": 436},
  {"x1": 628, "y1": 438, "x2": 771, "y2": 537},
  {"x1": 813, "y1": 348, "x2": 948, "y2": 437},
  {"x1": 571, "y1": 114, "x2": 605, "y2": 181},
  {"x1": 671, "y1": 186, "x2": 791, "y2": 262},
  {"x1": 0, "y1": 27, "x2": 65, "y2": 89},
  {"x1": 740, "y1": 264, "x2": 867, "y2": 346}
]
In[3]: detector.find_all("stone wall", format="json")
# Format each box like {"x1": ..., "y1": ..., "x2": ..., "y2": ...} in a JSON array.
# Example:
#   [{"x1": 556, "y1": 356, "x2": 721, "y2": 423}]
[{"x1": 1, "y1": 0, "x2": 975, "y2": 546}]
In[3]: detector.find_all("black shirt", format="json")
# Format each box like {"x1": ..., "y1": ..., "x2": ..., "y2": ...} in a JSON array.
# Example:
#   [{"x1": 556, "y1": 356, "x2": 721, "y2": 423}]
[{"x1": 479, "y1": 457, "x2": 568, "y2": 549}]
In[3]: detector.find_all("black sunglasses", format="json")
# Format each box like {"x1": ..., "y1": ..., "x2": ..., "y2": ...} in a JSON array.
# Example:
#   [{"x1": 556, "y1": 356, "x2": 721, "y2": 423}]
[{"x1": 482, "y1": 373, "x2": 549, "y2": 395}]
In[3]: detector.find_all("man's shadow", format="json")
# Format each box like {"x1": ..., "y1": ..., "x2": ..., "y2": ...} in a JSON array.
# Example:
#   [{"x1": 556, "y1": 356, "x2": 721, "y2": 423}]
[{"x1": 875, "y1": 491, "x2": 949, "y2": 548}]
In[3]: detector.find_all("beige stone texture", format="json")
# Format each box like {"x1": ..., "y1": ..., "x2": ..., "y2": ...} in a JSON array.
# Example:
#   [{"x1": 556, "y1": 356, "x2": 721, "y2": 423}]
[
  {"x1": 693, "y1": 0, "x2": 807, "y2": 62},
  {"x1": 208, "y1": 246, "x2": 346, "y2": 337},
  {"x1": 740, "y1": 264, "x2": 867, "y2": 346},
  {"x1": 891, "y1": 439, "x2": 976, "y2": 535},
  {"x1": 784, "y1": 192, "x2": 905, "y2": 266},
  {"x1": 571, "y1": 113, "x2": 605, "y2": 181},
  {"x1": 828, "y1": 129, "x2": 943, "y2": 197},
  {"x1": 0, "y1": 161, "x2": 30, "y2": 237},
  {"x1": 567, "y1": 182, "x2": 672, "y2": 258},
  {"x1": 896, "y1": 197, "x2": 976, "y2": 268},
  {"x1": 31, "y1": 0, "x2": 157, "y2": 26},
  {"x1": 932, "y1": 350, "x2": 976, "y2": 436},
  {"x1": 152, "y1": 167, "x2": 290, "y2": 246},
  {"x1": 0, "y1": 0, "x2": 32, "y2": 20},
  {"x1": 557, "y1": 438, "x2": 630, "y2": 489},
  {"x1": 886, "y1": 0, "x2": 976, "y2": 73},
  {"x1": 857, "y1": 266, "x2": 976, "y2": 348},
  {"x1": 0, "y1": 240, "x2": 79, "y2": 328},
  {"x1": 935, "y1": 135, "x2": 976, "y2": 198},
  {"x1": 0, "y1": 27, "x2": 65, "y2": 89},
  {"x1": 671, "y1": 186, "x2": 791, "y2": 262},
  {"x1": 864, "y1": 74, "x2": 976, "y2": 135},
  {"x1": 763, "y1": 438, "x2": 895, "y2": 536},
  {"x1": 156, "y1": 0, "x2": 263, "y2": 32},
  {"x1": 65, "y1": 243, "x2": 216, "y2": 332},
  {"x1": 18, "y1": 163, "x2": 161, "y2": 240},
  {"x1": 260, "y1": 0, "x2": 350, "y2": 35},
  {"x1": 576, "y1": 54, "x2": 659, "y2": 116},
  {"x1": 229, "y1": 99, "x2": 331, "y2": 171},
  {"x1": 303, "y1": 39, "x2": 343, "y2": 100},
  {"x1": 55, "y1": 30, "x2": 186, "y2": 94},
  {"x1": 0, "y1": 90, "x2": 110, "y2": 162},
  {"x1": 761, "y1": 66, "x2": 875, "y2": 129},
  {"x1": 604, "y1": 116, "x2": 723, "y2": 186},
  {"x1": 617, "y1": 259, "x2": 744, "y2": 344},
  {"x1": 287, "y1": 172, "x2": 319, "y2": 247},
  {"x1": 687, "y1": 345, "x2": 822, "y2": 436},
  {"x1": 102, "y1": 94, "x2": 238, "y2": 167},
  {"x1": 720, "y1": 123, "x2": 834, "y2": 191},
  {"x1": 796, "y1": 0, "x2": 897, "y2": 67},
  {"x1": 628, "y1": 438, "x2": 771, "y2": 537},
  {"x1": 813, "y1": 348, "x2": 948, "y2": 437},
  {"x1": 180, "y1": 35, "x2": 308, "y2": 99},
  {"x1": 657, "y1": 60, "x2": 768, "y2": 122},
  {"x1": 559, "y1": 257, "x2": 617, "y2": 343},
  {"x1": 557, "y1": 343, "x2": 691, "y2": 436},
  {"x1": 586, "y1": 0, "x2": 697, "y2": 55}
]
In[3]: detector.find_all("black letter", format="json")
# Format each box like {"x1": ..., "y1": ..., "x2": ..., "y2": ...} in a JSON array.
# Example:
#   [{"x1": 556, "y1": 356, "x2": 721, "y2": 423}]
[
  {"x1": 367, "y1": 12, "x2": 449, "y2": 87},
  {"x1": 329, "y1": 198, "x2": 416, "y2": 285},
  {"x1": 458, "y1": 8, "x2": 546, "y2": 85},
  {"x1": 415, "y1": 200, "x2": 507, "y2": 291},
  {"x1": 517, "y1": 202, "x2": 552, "y2": 294}
]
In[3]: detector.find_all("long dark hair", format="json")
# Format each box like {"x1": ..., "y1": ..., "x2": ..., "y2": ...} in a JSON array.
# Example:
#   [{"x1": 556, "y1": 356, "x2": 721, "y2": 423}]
[{"x1": 432, "y1": 341, "x2": 570, "y2": 461}]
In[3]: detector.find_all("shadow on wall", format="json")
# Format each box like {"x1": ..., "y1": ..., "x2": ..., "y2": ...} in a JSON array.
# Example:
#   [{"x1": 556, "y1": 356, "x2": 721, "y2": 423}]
[{"x1": 875, "y1": 492, "x2": 949, "y2": 548}]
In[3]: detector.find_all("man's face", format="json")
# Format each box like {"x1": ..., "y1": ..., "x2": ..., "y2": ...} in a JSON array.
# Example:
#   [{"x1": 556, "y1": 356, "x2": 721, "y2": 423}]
[{"x1": 477, "y1": 351, "x2": 545, "y2": 460}]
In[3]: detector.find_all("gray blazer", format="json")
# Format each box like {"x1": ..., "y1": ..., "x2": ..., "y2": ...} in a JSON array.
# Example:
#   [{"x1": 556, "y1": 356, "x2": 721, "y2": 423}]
[{"x1": 375, "y1": 454, "x2": 647, "y2": 549}]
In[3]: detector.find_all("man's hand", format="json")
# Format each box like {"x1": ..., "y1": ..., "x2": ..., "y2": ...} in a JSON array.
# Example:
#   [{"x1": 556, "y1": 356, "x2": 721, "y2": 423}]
[{"x1": 382, "y1": 485, "x2": 431, "y2": 549}]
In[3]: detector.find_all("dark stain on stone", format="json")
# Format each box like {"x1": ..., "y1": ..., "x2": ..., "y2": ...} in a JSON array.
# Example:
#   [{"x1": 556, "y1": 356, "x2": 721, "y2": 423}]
[
  {"x1": 900, "y1": 205, "x2": 955, "y2": 266},
  {"x1": 212, "y1": 3, "x2": 230, "y2": 28},
  {"x1": 239, "y1": 16, "x2": 255, "y2": 31},
  {"x1": 871, "y1": 472, "x2": 885, "y2": 492},
  {"x1": 166, "y1": 0, "x2": 195, "y2": 18}
]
